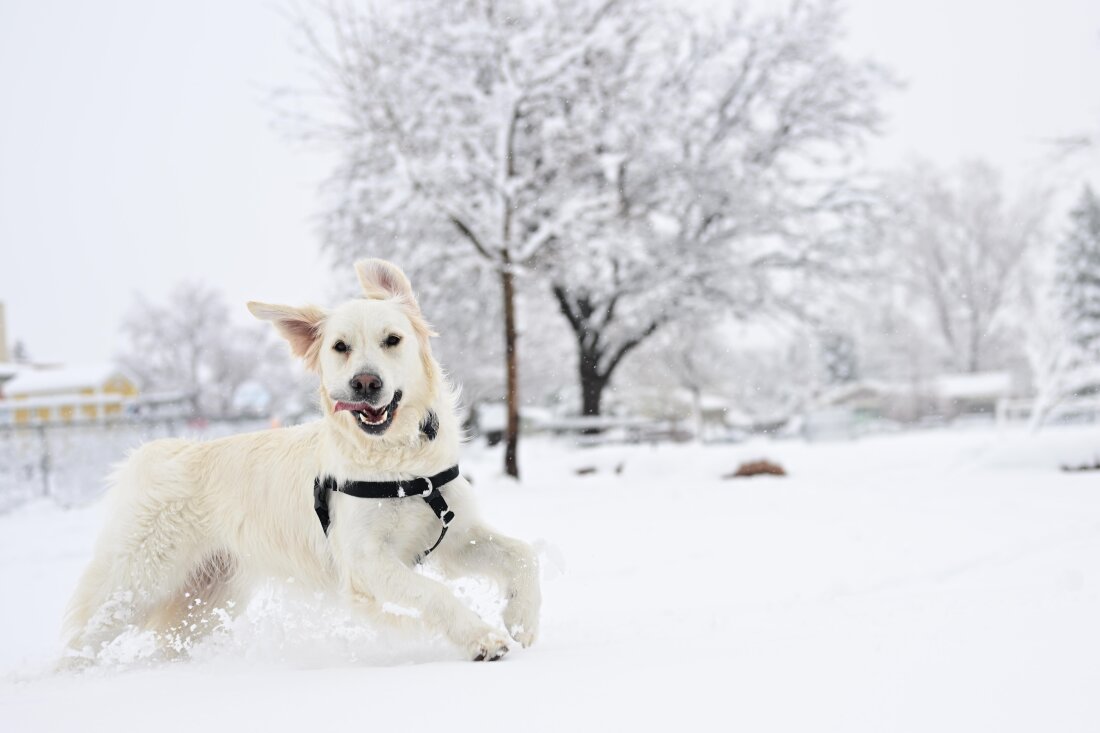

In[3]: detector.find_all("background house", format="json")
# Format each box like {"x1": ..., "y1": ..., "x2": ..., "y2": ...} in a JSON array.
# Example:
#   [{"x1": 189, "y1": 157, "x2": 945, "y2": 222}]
[
  {"x1": 932, "y1": 372, "x2": 1015, "y2": 419},
  {"x1": 805, "y1": 371, "x2": 1022, "y2": 439},
  {"x1": 0, "y1": 364, "x2": 139, "y2": 426}
]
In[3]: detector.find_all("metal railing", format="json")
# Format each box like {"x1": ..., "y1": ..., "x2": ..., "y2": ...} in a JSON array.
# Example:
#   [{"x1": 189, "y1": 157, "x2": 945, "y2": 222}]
[
  {"x1": 0, "y1": 419, "x2": 184, "y2": 511},
  {"x1": 0, "y1": 417, "x2": 280, "y2": 512}
]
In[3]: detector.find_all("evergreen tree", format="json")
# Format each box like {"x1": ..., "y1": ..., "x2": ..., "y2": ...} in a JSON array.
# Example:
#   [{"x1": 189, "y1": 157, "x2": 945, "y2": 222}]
[{"x1": 1055, "y1": 186, "x2": 1100, "y2": 387}]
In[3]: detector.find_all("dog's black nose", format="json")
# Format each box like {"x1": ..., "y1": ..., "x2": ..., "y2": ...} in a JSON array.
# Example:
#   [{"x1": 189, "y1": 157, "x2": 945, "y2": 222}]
[{"x1": 350, "y1": 372, "x2": 383, "y2": 397}]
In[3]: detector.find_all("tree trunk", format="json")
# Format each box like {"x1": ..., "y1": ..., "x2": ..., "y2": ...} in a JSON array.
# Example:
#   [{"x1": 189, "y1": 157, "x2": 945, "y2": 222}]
[
  {"x1": 578, "y1": 350, "x2": 608, "y2": 436},
  {"x1": 690, "y1": 385, "x2": 704, "y2": 443},
  {"x1": 500, "y1": 264, "x2": 521, "y2": 479},
  {"x1": 966, "y1": 312, "x2": 982, "y2": 373},
  {"x1": 580, "y1": 359, "x2": 607, "y2": 417},
  {"x1": 551, "y1": 283, "x2": 664, "y2": 431}
]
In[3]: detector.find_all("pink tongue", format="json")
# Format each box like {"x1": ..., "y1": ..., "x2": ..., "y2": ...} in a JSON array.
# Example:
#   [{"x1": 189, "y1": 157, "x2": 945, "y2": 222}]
[{"x1": 334, "y1": 401, "x2": 374, "y2": 413}]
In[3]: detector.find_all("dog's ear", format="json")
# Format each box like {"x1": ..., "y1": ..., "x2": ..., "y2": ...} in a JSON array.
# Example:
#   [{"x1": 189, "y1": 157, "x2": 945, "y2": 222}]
[
  {"x1": 354, "y1": 258, "x2": 440, "y2": 386},
  {"x1": 355, "y1": 259, "x2": 415, "y2": 301},
  {"x1": 247, "y1": 301, "x2": 327, "y2": 371}
]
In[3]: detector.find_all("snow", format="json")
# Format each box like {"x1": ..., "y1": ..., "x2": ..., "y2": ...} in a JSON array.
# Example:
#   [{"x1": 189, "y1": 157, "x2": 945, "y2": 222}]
[{"x1": 3, "y1": 425, "x2": 1100, "y2": 731}]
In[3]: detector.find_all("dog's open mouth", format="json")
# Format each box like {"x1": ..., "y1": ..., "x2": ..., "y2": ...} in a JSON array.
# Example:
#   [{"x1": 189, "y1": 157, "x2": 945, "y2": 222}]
[{"x1": 333, "y1": 391, "x2": 402, "y2": 435}]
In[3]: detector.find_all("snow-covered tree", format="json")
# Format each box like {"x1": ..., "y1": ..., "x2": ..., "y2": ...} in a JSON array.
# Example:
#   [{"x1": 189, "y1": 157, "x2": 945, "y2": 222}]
[
  {"x1": 624, "y1": 320, "x2": 746, "y2": 440},
  {"x1": 519, "y1": 0, "x2": 885, "y2": 417},
  {"x1": 290, "y1": 0, "x2": 886, "y2": 473},
  {"x1": 292, "y1": 0, "x2": 650, "y2": 477},
  {"x1": 1022, "y1": 266, "x2": 1071, "y2": 429},
  {"x1": 1029, "y1": 185, "x2": 1100, "y2": 427},
  {"x1": 1056, "y1": 186, "x2": 1100, "y2": 365},
  {"x1": 880, "y1": 161, "x2": 1046, "y2": 374},
  {"x1": 117, "y1": 283, "x2": 305, "y2": 419}
]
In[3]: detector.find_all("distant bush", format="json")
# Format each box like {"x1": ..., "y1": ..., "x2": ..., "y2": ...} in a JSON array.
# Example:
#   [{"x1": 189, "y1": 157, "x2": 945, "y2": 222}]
[{"x1": 724, "y1": 460, "x2": 787, "y2": 479}]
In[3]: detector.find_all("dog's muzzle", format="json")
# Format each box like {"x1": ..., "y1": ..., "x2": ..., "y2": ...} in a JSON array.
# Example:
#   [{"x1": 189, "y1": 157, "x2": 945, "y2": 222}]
[{"x1": 333, "y1": 390, "x2": 403, "y2": 435}]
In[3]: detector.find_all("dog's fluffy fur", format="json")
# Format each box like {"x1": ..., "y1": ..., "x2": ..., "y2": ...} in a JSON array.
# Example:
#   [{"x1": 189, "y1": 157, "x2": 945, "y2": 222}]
[{"x1": 64, "y1": 260, "x2": 540, "y2": 662}]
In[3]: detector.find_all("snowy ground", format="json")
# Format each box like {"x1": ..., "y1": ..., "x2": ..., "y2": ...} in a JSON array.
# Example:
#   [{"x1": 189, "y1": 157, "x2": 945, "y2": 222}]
[{"x1": 2, "y1": 425, "x2": 1100, "y2": 731}]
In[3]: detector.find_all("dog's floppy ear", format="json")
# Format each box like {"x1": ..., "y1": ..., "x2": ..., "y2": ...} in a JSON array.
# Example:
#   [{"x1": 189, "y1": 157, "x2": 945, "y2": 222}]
[
  {"x1": 355, "y1": 259, "x2": 415, "y2": 301},
  {"x1": 247, "y1": 301, "x2": 327, "y2": 371}
]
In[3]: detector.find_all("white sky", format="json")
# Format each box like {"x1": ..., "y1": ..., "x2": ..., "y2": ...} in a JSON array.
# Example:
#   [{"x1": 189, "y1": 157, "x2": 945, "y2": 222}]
[{"x1": 1, "y1": 0, "x2": 1098, "y2": 364}]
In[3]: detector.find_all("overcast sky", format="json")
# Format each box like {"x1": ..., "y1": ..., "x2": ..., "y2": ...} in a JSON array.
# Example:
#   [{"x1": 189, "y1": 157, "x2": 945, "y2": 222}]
[{"x1": 1, "y1": 0, "x2": 1098, "y2": 365}]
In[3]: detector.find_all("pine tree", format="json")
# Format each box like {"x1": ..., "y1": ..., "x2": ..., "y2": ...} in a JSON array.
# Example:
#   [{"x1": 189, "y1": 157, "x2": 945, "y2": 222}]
[{"x1": 1055, "y1": 186, "x2": 1100, "y2": 391}]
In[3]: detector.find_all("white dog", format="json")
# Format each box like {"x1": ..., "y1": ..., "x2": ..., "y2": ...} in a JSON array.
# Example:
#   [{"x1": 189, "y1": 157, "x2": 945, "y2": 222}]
[{"x1": 64, "y1": 259, "x2": 540, "y2": 662}]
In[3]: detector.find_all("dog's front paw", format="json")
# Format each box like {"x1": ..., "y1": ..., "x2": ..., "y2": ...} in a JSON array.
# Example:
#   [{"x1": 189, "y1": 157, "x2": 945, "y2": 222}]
[
  {"x1": 504, "y1": 601, "x2": 540, "y2": 648},
  {"x1": 469, "y1": 630, "x2": 510, "y2": 662},
  {"x1": 506, "y1": 623, "x2": 537, "y2": 649}
]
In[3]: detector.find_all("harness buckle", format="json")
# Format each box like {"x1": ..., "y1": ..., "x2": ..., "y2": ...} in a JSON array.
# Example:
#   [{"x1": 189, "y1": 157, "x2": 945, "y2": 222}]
[{"x1": 422, "y1": 476, "x2": 433, "y2": 496}]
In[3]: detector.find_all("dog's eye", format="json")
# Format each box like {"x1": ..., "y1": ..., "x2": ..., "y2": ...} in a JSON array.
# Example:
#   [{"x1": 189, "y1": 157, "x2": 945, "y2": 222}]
[
  {"x1": 384, "y1": 334, "x2": 402, "y2": 348},
  {"x1": 333, "y1": 340, "x2": 349, "y2": 354}
]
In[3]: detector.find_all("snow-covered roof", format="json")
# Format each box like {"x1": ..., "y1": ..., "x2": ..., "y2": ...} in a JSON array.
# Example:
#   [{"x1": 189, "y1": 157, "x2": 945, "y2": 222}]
[
  {"x1": 820, "y1": 373, "x2": 1013, "y2": 405},
  {"x1": 2, "y1": 363, "x2": 133, "y2": 397},
  {"x1": 0, "y1": 390, "x2": 186, "y2": 412},
  {"x1": 818, "y1": 380, "x2": 897, "y2": 405},
  {"x1": 0, "y1": 392, "x2": 129, "y2": 410},
  {"x1": 0, "y1": 362, "x2": 20, "y2": 380},
  {"x1": 670, "y1": 388, "x2": 731, "y2": 411},
  {"x1": 934, "y1": 372, "x2": 1012, "y2": 400}
]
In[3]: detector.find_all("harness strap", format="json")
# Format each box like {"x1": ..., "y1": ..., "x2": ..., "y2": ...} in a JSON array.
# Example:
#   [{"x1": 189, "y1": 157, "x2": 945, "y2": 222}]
[{"x1": 313, "y1": 464, "x2": 460, "y2": 563}]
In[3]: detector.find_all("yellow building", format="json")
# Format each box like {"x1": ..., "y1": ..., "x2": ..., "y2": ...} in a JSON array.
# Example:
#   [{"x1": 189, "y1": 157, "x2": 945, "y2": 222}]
[{"x1": 0, "y1": 364, "x2": 139, "y2": 426}]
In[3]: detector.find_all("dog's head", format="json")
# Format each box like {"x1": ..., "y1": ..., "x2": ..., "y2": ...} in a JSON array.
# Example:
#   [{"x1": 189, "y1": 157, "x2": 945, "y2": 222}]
[{"x1": 248, "y1": 259, "x2": 439, "y2": 440}]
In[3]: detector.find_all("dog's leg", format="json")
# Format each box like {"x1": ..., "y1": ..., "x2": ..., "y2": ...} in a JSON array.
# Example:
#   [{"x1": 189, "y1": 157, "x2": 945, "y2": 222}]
[
  {"x1": 435, "y1": 524, "x2": 541, "y2": 648},
  {"x1": 145, "y1": 552, "x2": 241, "y2": 655},
  {"x1": 64, "y1": 494, "x2": 210, "y2": 659},
  {"x1": 343, "y1": 552, "x2": 511, "y2": 661},
  {"x1": 63, "y1": 552, "x2": 130, "y2": 660}
]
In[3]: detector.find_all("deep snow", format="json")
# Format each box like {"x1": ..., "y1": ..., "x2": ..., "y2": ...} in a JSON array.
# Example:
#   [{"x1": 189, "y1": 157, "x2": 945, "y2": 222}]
[{"x1": 2, "y1": 425, "x2": 1100, "y2": 731}]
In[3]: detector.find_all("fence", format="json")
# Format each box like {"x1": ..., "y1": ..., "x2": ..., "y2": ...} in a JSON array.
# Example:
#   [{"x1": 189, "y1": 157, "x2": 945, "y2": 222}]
[
  {"x1": 995, "y1": 397, "x2": 1100, "y2": 427},
  {"x1": 0, "y1": 417, "x2": 273, "y2": 512}
]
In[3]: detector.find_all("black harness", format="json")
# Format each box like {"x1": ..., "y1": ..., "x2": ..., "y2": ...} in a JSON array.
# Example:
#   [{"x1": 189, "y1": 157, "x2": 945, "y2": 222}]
[{"x1": 312, "y1": 410, "x2": 458, "y2": 562}]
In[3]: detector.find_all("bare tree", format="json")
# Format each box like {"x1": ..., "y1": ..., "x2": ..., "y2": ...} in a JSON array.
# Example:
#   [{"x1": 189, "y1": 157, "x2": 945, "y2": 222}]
[
  {"x1": 882, "y1": 161, "x2": 1046, "y2": 374},
  {"x1": 621, "y1": 321, "x2": 818, "y2": 429},
  {"x1": 656, "y1": 323, "x2": 740, "y2": 441},
  {"x1": 118, "y1": 283, "x2": 299, "y2": 419}
]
